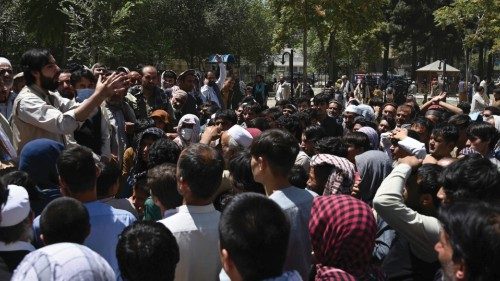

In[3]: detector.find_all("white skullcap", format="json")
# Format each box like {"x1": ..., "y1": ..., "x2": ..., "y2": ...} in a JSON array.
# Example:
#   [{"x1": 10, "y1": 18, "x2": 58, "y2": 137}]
[
  {"x1": 227, "y1": 125, "x2": 253, "y2": 148},
  {"x1": 344, "y1": 104, "x2": 360, "y2": 115},
  {"x1": 172, "y1": 89, "x2": 188, "y2": 99},
  {"x1": 0, "y1": 185, "x2": 30, "y2": 227},
  {"x1": 0, "y1": 57, "x2": 12, "y2": 67}
]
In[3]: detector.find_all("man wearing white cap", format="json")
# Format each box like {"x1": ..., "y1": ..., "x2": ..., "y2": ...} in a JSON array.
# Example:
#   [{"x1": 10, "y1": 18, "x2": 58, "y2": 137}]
[
  {"x1": 0, "y1": 185, "x2": 34, "y2": 278},
  {"x1": 343, "y1": 104, "x2": 360, "y2": 133},
  {"x1": 220, "y1": 124, "x2": 253, "y2": 164},
  {"x1": 0, "y1": 57, "x2": 17, "y2": 119}
]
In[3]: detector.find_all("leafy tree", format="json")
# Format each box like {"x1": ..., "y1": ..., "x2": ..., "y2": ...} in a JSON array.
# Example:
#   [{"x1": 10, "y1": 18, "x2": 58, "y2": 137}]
[{"x1": 434, "y1": 0, "x2": 500, "y2": 80}]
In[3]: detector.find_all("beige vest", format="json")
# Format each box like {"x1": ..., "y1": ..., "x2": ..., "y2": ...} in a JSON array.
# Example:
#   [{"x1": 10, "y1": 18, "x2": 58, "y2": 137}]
[{"x1": 12, "y1": 86, "x2": 66, "y2": 153}]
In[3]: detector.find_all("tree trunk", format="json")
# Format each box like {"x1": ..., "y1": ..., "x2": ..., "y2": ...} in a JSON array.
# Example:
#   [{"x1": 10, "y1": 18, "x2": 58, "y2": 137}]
[
  {"x1": 411, "y1": 35, "x2": 417, "y2": 80},
  {"x1": 327, "y1": 32, "x2": 337, "y2": 82},
  {"x1": 478, "y1": 43, "x2": 484, "y2": 79},
  {"x1": 486, "y1": 48, "x2": 493, "y2": 82},
  {"x1": 303, "y1": 26, "x2": 308, "y2": 84},
  {"x1": 302, "y1": 0, "x2": 308, "y2": 84},
  {"x1": 382, "y1": 36, "x2": 390, "y2": 79}
]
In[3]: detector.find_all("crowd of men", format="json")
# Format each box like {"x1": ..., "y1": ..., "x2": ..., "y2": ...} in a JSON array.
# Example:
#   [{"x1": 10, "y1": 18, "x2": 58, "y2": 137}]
[{"x1": 0, "y1": 49, "x2": 499, "y2": 281}]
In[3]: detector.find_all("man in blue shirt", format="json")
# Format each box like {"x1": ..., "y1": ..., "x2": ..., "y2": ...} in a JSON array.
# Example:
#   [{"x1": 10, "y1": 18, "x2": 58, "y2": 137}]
[{"x1": 33, "y1": 145, "x2": 136, "y2": 276}]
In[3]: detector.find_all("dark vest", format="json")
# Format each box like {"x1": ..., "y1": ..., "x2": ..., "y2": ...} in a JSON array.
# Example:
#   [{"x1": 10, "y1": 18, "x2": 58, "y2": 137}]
[
  {"x1": 382, "y1": 234, "x2": 440, "y2": 281},
  {"x1": 74, "y1": 108, "x2": 103, "y2": 155}
]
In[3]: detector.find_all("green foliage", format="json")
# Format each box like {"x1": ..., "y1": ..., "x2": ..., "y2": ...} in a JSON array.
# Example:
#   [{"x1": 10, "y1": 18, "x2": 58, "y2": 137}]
[
  {"x1": 434, "y1": 0, "x2": 500, "y2": 52},
  {"x1": 1, "y1": 0, "x2": 274, "y2": 69}
]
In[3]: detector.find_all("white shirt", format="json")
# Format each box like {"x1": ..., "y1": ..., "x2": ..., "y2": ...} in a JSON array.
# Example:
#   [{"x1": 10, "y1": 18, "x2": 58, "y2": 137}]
[
  {"x1": 275, "y1": 82, "x2": 291, "y2": 101},
  {"x1": 269, "y1": 187, "x2": 317, "y2": 280},
  {"x1": 200, "y1": 63, "x2": 226, "y2": 107},
  {"x1": 471, "y1": 92, "x2": 489, "y2": 113},
  {"x1": 158, "y1": 204, "x2": 221, "y2": 281}
]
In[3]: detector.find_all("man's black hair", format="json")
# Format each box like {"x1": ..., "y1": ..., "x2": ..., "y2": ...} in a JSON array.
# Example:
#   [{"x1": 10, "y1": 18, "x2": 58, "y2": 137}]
[
  {"x1": 1, "y1": 171, "x2": 38, "y2": 202},
  {"x1": 484, "y1": 106, "x2": 500, "y2": 116},
  {"x1": 243, "y1": 101, "x2": 262, "y2": 115},
  {"x1": 432, "y1": 124, "x2": 459, "y2": 144},
  {"x1": 275, "y1": 115, "x2": 301, "y2": 138},
  {"x1": 178, "y1": 144, "x2": 224, "y2": 199},
  {"x1": 248, "y1": 117, "x2": 271, "y2": 132},
  {"x1": 0, "y1": 217, "x2": 31, "y2": 244},
  {"x1": 96, "y1": 160, "x2": 120, "y2": 198},
  {"x1": 148, "y1": 163, "x2": 182, "y2": 210},
  {"x1": 250, "y1": 129, "x2": 300, "y2": 176},
  {"x1": 447, "y1": 114, "x2": 471, "y2": 130},
  {"x1": 261, "y1": 107, "x2": 283, "y2": 121},
  {"x1": 288, "y1": 165, "x2": 308, "y2": 188},
  {"x1": 117, "y1": 221, "x2": 179, "y2": 281},
  {"x1": 456, "y1": 101, "x2": 471, "y2": 115},
  {"x1": 439, "y1": 154, "x2": 500, "y2": 204},
  {"x1": 40, "y1": 197, "x2": 90, "y2": 245},
  {"x1": 314, "y1": 137, "x2": 349, "y2": 158},
  {"x1": 294, "y1": 96, "x2": 310, "y2": 106},
  {"x1": 412, "y1": 117, "x2": 434, "y2": 134},
  {"x1": 70, "y1": 68, "x2": 96, "y2": 87},
  {"x1": 417, "y1": 164, "x2": 443, "y2": 207},
  {"x1": 219, "y1": 193, "x2": 290, "y2": 281},
  {"x1": 407, "y1": 129, "x2": 421, "y2": 141},
  {"x1": 228, "y1": 151, "x2": 265, "y2": 194},
  {"x1": 312, "y1": 92, "x2": 330, "y2": 105},
  {"x1": 215, "y1": 109, "x2": 237, "y2": 126},
  {"x1": 20, "y1": 49, "x2": 53, "y2": 86},
  {"x1": 57, "y1": 146, "x2": 96, "y2": 194},
  {"x1": 343, "y1": 132, "x2": 371, "y2": 152},
  {"x1": 438, "y1": 200, "x2": 500, "y2": 281},
  {"x1": 380, "y1": 115, "x2": 397, "y2": 131},
  {"x1": 134, "y1": 118, "x2": 155, "y2": 133},
  {"x1": 147, "y1": 138, "x2": 181, "y2": 169},
  {"x1": 466, "y1": 122, "x2": 499, "y2": 150},
  {"x1": 303, "y1": 124, "x2": 326, "y2": 143}
]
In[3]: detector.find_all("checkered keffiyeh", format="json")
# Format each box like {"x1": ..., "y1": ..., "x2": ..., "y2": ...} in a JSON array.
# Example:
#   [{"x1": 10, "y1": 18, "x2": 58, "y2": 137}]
[
  {"x1": 11, "y1": 243, "x2": 115, "y2": 281},
  {"x1": 310, "y1": 154, "x2": 355, "y2": 195},
  {"x1": 309, "y1": 195, "x2": 385, "y2": 281}
]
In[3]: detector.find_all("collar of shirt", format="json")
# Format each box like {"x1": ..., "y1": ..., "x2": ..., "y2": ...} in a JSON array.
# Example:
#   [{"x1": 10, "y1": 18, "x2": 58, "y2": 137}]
[
  {"x1": 163, "y1": 208, "x2": 178, "y2": 219},
  {"x1": 177, "y1": 204, "x2": 216, "y2": 214},
  {"x1": 0, "y1": 240, "x2": 36, "y2": 252}
]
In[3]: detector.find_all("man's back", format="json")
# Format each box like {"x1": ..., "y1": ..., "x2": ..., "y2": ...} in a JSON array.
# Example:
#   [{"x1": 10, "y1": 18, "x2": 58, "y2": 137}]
[
  {"x1": 83, "y1": 202, "x2": 135, "y2": 273},
  {"x1": 269, "y1": 186, "x2": 316, "y2": 280},
  {"x1": 33, "y1": 201, "x2": 135, "y2": 275},
  {"x1": 159, "y1": 204, "x2": 221, "y2": 281}
]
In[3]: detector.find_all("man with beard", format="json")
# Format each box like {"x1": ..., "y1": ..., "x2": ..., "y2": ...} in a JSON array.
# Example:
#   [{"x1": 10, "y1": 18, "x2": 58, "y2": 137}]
[
  {"x1": 57, "y1": 70, "x2": 75, "y2": 99},
  {"x1": 175, "y1": 69, "x2": 200, "y2": 119},
  {"x1": 102, "y1": 73, "x2": 137, "y2": 166},
  {"x1": 0, "y1": 57, "x2": 17, "y2": 119},
  {"x1": 125, "y1": 66, "x2": 173, "y2": 120},
  {"x1": 435, "y1": 201, "x2": 500, "y2": 281},
  {"x1": 12, "y1": 49, "x2": 127, "y2": 153},
  {"x1": 200, "y1": 55, "x2": 226, "y2": 108}
]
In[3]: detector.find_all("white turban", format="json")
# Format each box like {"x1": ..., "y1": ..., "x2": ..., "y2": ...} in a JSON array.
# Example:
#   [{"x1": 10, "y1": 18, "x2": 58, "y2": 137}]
[
  {"x1": 0, "y1": 57, "x2": 12, "y2": 67},
  {"x1": 227, "y1": 125, "x2": 253, "y2": 148}
]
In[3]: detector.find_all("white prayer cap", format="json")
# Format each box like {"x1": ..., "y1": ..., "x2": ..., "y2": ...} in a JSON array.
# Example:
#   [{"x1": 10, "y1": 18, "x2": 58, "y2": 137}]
[
  {"x1": 0, "y1": 185, "x2": 30, "y2": 227},
  {"x1": 344, "y1": 104, "x2": 360, "y2": 115},
  {"x1": 0, "y1": 57, "x2": 12, "y2": 67},
  {"x1": 227, "y1": 125, "x2": 253, "y2": 148}
]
